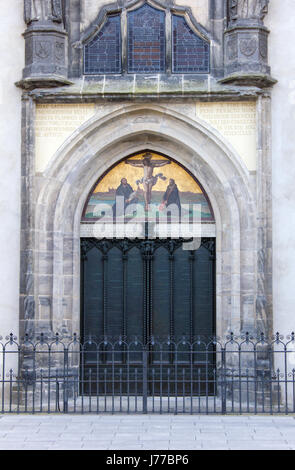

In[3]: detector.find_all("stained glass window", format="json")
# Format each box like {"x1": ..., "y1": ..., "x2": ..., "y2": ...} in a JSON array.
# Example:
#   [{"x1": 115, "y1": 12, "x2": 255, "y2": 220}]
[
  {"x1": 83, "y1": 7, "x2": 211, "y2": 75},
  {"x1": 127, "y1": 4, "x2": 165, "y2": 73},
  {"x1": 84, "y1": 15, "x2": 121, "y2": 74},
  {"x1": 172, "y1": 15, "x2": 209, "y2": 73}
]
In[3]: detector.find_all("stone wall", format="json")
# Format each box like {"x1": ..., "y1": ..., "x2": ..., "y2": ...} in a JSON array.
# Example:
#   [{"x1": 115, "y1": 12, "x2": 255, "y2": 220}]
[
  {"x1": 81, "y1": 0, "x2": 210, "y2": 32},
  {"x1": 0, "y1": 0, "x2": 24, "y2": 390},
  {"x1": 0, "y1": 0, "x2": 24, "y2": 335},
  {"x1": 14, "y1": 0, "x2": 273, "y2": 343},
  {"x1": 265, "y1": 1, "x2": 295, "y2": 337},
  {"x1": 3, "y1": 0, "x2": 294, "y2": 407},
  {"x1": 2, "y1": 0, "x2": 293, "y2": 348},
  {"x1": 20, "y1": 97, "x2": 268, "y2": 340}
]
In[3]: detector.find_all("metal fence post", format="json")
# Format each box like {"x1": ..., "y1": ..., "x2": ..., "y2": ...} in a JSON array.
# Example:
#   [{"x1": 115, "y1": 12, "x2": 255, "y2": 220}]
[
  {"x1": 221, "y1": 347, "x2": 226, "y2": 414},
  {"x1": 143, "y1": 347, "x2": 148, "y2": 414},
  {"x1": 63, "y1": 349, "x2": 69, "y2": 413}
]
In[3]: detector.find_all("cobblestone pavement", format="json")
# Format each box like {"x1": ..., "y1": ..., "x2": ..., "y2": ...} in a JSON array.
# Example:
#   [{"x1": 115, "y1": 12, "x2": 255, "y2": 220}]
[{"x1": 0, "y1": 415, "x2": 295, "y2": 450}]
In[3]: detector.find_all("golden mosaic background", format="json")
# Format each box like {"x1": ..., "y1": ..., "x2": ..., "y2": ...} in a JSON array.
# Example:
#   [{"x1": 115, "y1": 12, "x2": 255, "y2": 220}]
[{"x1": 94, "y1": 152, "x2": 203, "y2": 194}]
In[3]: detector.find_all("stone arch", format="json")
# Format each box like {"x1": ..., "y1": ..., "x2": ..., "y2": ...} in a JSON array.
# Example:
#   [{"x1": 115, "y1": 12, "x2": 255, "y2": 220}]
[{"x1": 33, "y1": 104, "x2": 257, "y2": 339}]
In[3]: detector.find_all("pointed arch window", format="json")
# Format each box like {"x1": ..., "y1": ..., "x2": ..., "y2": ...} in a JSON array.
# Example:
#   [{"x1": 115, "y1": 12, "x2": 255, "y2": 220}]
[
  {"x1": 127, "y1": 4, "x2": 165, "y2": 73},
  {"x1": 172, "y1": 15, "x2": 209, "y2": 73},
  {"x1": 83, "y1": 3, "x2": 210, "y2": 75},
  {"x1": 84, "y1": 14, "x2": 121, "y2": 74}
]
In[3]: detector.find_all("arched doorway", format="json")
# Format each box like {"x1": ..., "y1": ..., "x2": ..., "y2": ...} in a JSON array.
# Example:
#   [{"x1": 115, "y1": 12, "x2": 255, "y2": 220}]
[
  {"x1": 27, "y1": 103, "x2": 261, "y2": 410},
  {"x1": 80, "y1": 151, "x2": 216, "y2": 396}
]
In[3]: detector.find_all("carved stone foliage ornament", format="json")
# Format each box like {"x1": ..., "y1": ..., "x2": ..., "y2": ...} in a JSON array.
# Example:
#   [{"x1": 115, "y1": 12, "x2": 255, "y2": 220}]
[
  {"x1": 229, "y1": 0, "x2": 269, "y2": 23},
  {"x1": 24, "y1": 0, "x2": 63, "y2": 25}
]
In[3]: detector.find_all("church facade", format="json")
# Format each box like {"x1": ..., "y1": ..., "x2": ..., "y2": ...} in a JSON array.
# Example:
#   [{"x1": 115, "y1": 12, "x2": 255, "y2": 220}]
[{"x1": 0, "y1": 0, "x2": 295, "y2": 412}]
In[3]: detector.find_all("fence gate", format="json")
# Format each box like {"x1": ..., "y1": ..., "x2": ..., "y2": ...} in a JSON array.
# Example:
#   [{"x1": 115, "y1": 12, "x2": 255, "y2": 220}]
[{"x1": 80, "y1": 237, "x2": 216, "y2": 406}]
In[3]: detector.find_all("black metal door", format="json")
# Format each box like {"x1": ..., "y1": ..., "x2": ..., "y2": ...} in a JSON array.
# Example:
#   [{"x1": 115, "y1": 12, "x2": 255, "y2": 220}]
[{"x1": 81, "y1": 237, "x2": 215, "y2": 396}]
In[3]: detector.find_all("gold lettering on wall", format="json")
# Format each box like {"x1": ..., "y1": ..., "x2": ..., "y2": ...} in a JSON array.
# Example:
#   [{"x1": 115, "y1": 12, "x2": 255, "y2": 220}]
[
  {"x1": 196, "y1": 101, "x2": 257, "y2": 171},
  {"x1": 35, "y1": 104, "x2": 96, "y2": 173}
]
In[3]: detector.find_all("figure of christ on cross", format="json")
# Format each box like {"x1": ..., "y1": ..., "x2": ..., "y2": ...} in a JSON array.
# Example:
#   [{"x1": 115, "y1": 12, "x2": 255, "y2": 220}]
[{"x1": 125, "y1": 153, "x2": 171, "y2": 211}]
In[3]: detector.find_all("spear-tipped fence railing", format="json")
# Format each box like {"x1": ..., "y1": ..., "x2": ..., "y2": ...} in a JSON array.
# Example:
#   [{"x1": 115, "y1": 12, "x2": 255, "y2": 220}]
[{"x1": 1, "y1": 332, "x2": 295, "y2": 414}]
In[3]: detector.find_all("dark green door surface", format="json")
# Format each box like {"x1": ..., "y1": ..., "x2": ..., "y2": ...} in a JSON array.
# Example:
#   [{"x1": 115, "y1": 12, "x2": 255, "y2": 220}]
[{"x1": 81, "y1": 238, "x2": 215, "y2": 395}]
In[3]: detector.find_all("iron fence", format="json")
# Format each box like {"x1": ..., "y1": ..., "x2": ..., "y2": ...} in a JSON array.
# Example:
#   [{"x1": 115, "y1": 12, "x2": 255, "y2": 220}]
[{"x1": 1, "y1": 332, "x2": 295, "y2": 414}]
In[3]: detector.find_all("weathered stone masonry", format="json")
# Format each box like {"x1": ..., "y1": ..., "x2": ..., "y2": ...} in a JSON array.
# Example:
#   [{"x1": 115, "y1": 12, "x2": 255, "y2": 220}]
[{"x1": 17, "y1": 0, "x2": 275, "y2": 342}]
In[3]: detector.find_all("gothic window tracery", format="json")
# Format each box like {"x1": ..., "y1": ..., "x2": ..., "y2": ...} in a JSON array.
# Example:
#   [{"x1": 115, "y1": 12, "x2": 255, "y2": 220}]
[
  {"x1": 172, "y1": 15, "x2": 209, "y2": 73},
  {"x1": 84, "y1": 14, "x2": 121, "y2": 74},
  {"x1": 127, "y1": 4, "x2": 165, "y2": 73},
  {"x1": 83, "y1": 3, "x2": 210, "y2": 75}
]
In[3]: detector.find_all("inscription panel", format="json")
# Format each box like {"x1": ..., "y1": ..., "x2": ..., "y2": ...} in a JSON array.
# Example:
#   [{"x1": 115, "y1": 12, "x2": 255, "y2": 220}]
[
  {"x1": 35, "y1": 102, "x2": 257, "y2": 173},
  {"x1": 35, "y1": 104, "x2": 96, "y2": 173},
  {"x1": 196, "y1": 101, "x2": 257, "y2": 171}
]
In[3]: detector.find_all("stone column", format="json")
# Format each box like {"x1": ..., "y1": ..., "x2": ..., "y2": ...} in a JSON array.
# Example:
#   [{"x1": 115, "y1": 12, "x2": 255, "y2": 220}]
[
  {"x1": 18, "y1": 0, "x2": 71, "y2": 90},
  {"x1": 20, "y1": 95, "x2": 36, "y2": 340},
  {"x1": 222, "y1": 0, "x2": 275, "y2": 87}
]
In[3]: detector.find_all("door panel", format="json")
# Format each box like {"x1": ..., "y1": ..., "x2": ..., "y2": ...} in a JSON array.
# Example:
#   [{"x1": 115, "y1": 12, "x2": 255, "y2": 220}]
[
  {"x1": 152, "y1": 246, "x2": 171, "y2": 338},
  {"x1": 173, "y1": 248, "x2": 192, "y2": 338},
  {"x1": 193, "y1": 245, "x2": 215, "y2": 336},
  {"x1": 106, "y1": 247, "x2": 124, "y2": 337},
  {"x1": 82, "y1": 246, "x2": 104, "y2": 341},
  {"x1": 126, "y1": 247, "x2": 144, "y2": 339},
  {"x1": 81, "y1": 238, "x2": 215, "y2": 396}
]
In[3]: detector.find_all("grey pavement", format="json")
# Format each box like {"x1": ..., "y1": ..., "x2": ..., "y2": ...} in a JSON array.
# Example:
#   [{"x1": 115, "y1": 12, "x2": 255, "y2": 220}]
[{"x1": 0, "y1": 415, "x2": 295, "y2": 450}]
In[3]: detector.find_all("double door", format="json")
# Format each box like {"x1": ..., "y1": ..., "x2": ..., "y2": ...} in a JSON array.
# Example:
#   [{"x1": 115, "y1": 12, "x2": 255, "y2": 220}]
[{"x1": 81, "y1": 237, "x2": 215, "y2": 396}]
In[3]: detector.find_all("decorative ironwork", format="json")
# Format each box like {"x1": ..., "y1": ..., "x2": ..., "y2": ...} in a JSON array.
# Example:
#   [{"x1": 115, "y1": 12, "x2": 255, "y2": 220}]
[
  {"x1": 80, "y1": 237, "x2": 214, "y2": 256},
  {"x1": 1, "y1": 333, "x2": 295, "y2": 414}
]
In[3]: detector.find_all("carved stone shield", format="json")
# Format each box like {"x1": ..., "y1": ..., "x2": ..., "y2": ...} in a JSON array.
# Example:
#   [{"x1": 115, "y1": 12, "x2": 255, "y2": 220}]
[
  {"x1": 240, "y1": 38, "x2": 258, "y2": 57},
  {"x1": 35, "y1": 41, "x2": 51, "y2": 59}
]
